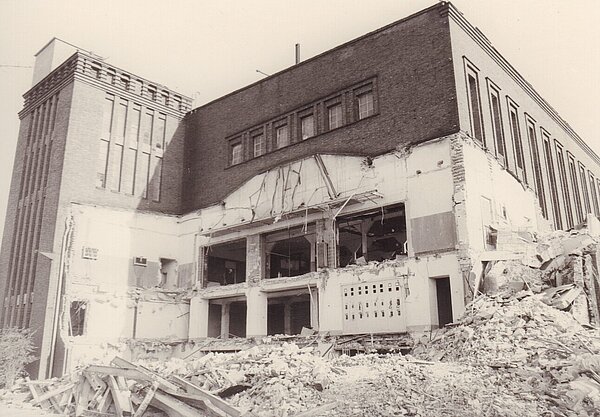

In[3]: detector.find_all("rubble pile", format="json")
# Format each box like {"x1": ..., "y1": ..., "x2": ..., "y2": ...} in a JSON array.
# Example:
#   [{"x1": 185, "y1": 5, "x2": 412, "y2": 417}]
[{"x1": 143, "y1": 343, "x2": 339, "y2": 416}]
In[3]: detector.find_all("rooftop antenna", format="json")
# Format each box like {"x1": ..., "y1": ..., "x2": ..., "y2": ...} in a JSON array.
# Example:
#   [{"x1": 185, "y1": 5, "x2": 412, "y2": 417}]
[
  {"x1": 295, "y1": 43, "x2": 300, "y2": 64},
  {"x1": 256, "y1": 69, "x2": 270, "y2": 77}
]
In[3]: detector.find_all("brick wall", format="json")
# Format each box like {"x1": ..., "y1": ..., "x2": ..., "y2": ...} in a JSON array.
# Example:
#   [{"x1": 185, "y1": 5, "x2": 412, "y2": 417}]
[{"x1": 182, "y1": 3, "x2": 459, "y2": 211}]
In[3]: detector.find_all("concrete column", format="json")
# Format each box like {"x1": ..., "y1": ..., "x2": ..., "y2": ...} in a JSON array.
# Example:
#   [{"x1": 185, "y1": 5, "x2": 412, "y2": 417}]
[
  {"x1": 283, "y1": 302, "x2": 292, "y2": 335},
  {"x1": 310, "y1": 287, "x2": 319, "y2": 330},
  {"x1": 246, "y1": 234, "x2": 265, "y2": 285},
  {"x1": 189, "y1": 296, "x2": 209, "y2": 338},
  {"x1": 246, "y1": 287, "x2": 267, "y2": 337},
  {"x1": 220, "y1": 302, "x2": 230, "y2": 339},
  {"x1": 316, "y1": 219, "x2": 336, "y2": 268}
]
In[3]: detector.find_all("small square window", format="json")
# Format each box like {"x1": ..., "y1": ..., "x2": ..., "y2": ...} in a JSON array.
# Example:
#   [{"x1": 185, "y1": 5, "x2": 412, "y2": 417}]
[
  {"x1": 328, "y1": 104, "x2": 342, "y2": 130},
  {"x1": 301, "y1": 115, "x2": 315, "y2": 140},
  {"x1": 253, "y1": 134, "x2": 265, "y2": 157},
  {"x1": 276, "y1": 125, "x2": 289, "y2": 149},
  {"x1": 231, "y1": 143, "x2": 243, "y2": 165},
  {"x1": 357, "y1": 92, "x2": 374, "y2": 119}
]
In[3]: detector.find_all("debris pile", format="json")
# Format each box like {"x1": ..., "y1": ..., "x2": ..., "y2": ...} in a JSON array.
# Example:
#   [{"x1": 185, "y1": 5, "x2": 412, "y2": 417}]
[{"x1": 143, "y1": 343, "x2": 339, "y2": 416}]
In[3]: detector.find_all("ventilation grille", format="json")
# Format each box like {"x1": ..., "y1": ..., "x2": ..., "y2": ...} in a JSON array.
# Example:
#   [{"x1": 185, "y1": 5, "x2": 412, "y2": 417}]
[
  {"x1": 82, "y1": 246, "x2": 99, "y2": 260},
  {"x1": 133, "y1": 256, "x2": 148, "y2": 266}
]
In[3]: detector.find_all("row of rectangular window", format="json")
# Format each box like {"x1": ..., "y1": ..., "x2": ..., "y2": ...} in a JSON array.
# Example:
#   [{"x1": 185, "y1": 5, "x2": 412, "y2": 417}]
[
  {"x1": 97, "y1": 94, "x2": 163, "y2": 201},
  {"x1": 465, "y1": 58, "x2": 600, "y2": 230},
  {"x1": 229, "y1": 79, "x2": 376, "y2": 166}
]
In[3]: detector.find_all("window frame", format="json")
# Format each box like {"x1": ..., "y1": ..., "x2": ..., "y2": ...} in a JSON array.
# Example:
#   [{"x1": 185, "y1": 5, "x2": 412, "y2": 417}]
[
  {"x1": 554, "y1": 141, "x2": 574, "y2": 229},
  {"x1": 464, "y1": 59, "x2": 485, "y2": 145},
  {"x1": 230, "y1": 139, "x2": 243, "y2": 166},
  {"x1": 486, "y1": 80, "x2": 506, "y2": 163},
  {"x1": 326, "y1": 99, "x2": 343, "y2": 131},
  {"x1": 506, "y1": 98, "x2": 527, "y2": 182},
  {"x1": 525, "y1": 115, "x2": 547, "y2": 219},
  {"x1": 541, "y1": 131, "x2": 562, "y2": 229},
  {"x1": 567, "y1": 152, "x2": 584, "y2": 224}
]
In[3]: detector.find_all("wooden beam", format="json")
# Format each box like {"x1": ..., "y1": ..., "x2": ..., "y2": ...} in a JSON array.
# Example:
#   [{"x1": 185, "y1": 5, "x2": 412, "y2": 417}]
[
  {"x1": 170, "y1": 375, "x2": 241, "y2": 417},
  {"x1": 107, "y1": 375, "x2": 133, "y2": 417},
  {"x1": 110, "y1": 357, "x2": 180, "y2": 392},
  {"x1": 87, "y1": 365, "x2": 153, "y2": 382},
  {"x1": 31, "y1": 383, "x2": 75, "y2": 405},
  {"x1": 133, "y1": 382, "x2": 158, "y2": 417},
  {"x1": 150, "y1": 390, "x2": 205, "y2": 417}
]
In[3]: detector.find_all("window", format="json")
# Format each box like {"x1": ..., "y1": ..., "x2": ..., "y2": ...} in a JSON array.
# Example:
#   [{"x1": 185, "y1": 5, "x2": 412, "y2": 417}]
[
  {"x1": 589, "y1": 172, "x2": 599, "y2": 217},
  {"x1": 579, "y1": 163, "x2": 592, "y2": 217},
  {"x1": 69, "y1": 301, "x2": 87, "y2": 336},
  {"x1": 555, "y1": 142, "x2": 574, "y2": 229},
  {"x1": 542, "y1": 134, "x2": 561, "y2": 229},
  {"x1": 526, "y1": 117, "x2": 547, "y2": 219},
  {"x1": 96, "y1": 139, "x2": 109, "y2": 188},
  {"x1": 275, "y1": 125, "x2": 289, "y2": 149},
  {"x1": 101, "y1": 95, "x2": 114, "y2": 140},
  {"x1": 465, "y1": 63, "x2": 485, "y2": 144},
  {"x1": 357, "y1": 91, "x2": 374, "y2": 120},
  {"x1": 141, "y1": 111, "x2": 154, "y2": 146},
  {"x1": 328, "y1": 103, "x2": 342, "y2": 130},
  {"x1": 155, "y1": 114, "x2": 166, "y2": 149},
  {"x1": 231, "y1": 142, "x2": 243, "y2": 165},
  {"x1": 301, "y1": 115, "x2": 315, "y2": 140},
  {"x1": 487, "y1": 84, "x2": 505, "y2": 161},
  {"x1": 253, "y1": 133, "x2": 265, "y2": 157},
  {"x1": 508, "y1": 101, "x2": 526, "y2": 182},
  {"x1": 568, "y1": 154, "x2": 584, "y2": 224}
]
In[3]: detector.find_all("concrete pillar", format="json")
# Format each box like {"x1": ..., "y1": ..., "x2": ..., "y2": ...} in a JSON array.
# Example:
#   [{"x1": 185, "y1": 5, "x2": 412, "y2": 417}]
[
  {"x1": 220, "y1": 302, "x2": 230, "y2": 339},
  {"x1": 316, "y1": 219, "x2": 336, "y2": 268},
  {"x1": 245, "y1": 287, "x2": 267, "y2": 337},
  {"x1": 246, "y1": 234, "x2": 265, "y2": 285},
  {"x1": 189, "y1": 296, "x2": 209, "y2": 338},
  {"x1": 283, "y1": 302, "x2": 292, "y2": 335},
  {"x1": 310, "y1": 286, "x2": 319, "y2": 330}
]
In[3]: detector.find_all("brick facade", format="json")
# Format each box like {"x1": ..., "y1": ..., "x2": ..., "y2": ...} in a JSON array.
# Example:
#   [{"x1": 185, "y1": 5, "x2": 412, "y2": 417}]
[{"x1": 182, "y1": 4, "x2": 459, "y2": 210}]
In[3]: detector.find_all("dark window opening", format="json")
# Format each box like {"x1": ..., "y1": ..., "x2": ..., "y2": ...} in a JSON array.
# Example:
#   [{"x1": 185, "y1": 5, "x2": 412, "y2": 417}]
[
  {"x1": 543, "y1": 136, "x2": 562, "y2": 230},
  {"x1": 205, "y1": 239, "x2": 247, "y2": 286},
  {"x1": 527, "y1": 121, "x2": 547, "y2": 218},
  {"x1": 488, "y1": 87, "x2": 505, "y2": 160},
  {"x1": 555, "y1": 143, "x2": 574, "y2": 229},
  {"x1": 338, "y1": 204, "x2": 407, "y2": 267},
  {"x1": 266, "y1": 225, "x2": 315, "y2": 279},
  {"x1": 579, "y1": 163, "x2": 592, "y2": 218},
  {"x1": 267, "y1": 293, "x2": 313, "y2": 336},
  {"x1": 69, "y1": 301, "x2": 87, "y2": 336},
  {"x1": 508, "y1": 104, "x2": 526, "y2": 182},
  {"x1": 207, "y1": 300, "x2": 247, "y2": 339},
  {"x1": 568, "y1": 155, "x2": 584, "y2": 224},
  {"x1": 467, "y1": 71, "x2": 484, "y2": 144},
  {"x1": 433, "y1": 277, "x2": 453, "y2": 327}
]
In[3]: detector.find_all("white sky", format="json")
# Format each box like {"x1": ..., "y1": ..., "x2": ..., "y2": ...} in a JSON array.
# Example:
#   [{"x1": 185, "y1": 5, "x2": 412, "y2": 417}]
[{"x1": 0, "y1": 0, "x2": 599, "y2": 240}]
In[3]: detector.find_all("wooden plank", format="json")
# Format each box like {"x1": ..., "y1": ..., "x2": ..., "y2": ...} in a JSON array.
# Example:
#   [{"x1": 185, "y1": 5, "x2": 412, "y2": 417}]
[
  {"x1": 107, "y1": 375, "x2": 133, "y2": 417},
  {"x1": 111, "y1": 357, "x2": 180, "y2": 392},
  {"x1": 162, "y1": 389, "x2": 227, "y2": 417},
  {"x1": 31, "y1": 383, "x2": 75, "y2": 405},
  {"x1": 170, "y1": 375, "x2": 241, "y2": 417},
  {"x1": 133, "y1": 382, "x2": 158, "y2": 417},
  {"x1": 87, "y1": 365, "x2": 154, "y2": 382},
  {"x1": 97, "y1": 387, "x2": 113, "y2": 414},
  {"x1": 26, "y1": 378, "x2": 55, "y2": 412},
  {"x1": 150, "y1": 390, "x2": 205, "y2": 417}
]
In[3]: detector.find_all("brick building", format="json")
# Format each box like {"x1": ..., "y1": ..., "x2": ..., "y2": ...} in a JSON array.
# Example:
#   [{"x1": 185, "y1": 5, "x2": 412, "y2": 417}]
[{"x1": 2, "y1": 2, "x2": 600, "y2": 378}]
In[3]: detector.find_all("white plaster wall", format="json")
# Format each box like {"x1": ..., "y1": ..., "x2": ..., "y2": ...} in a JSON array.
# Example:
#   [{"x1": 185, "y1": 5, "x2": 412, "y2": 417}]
[
  {"x1": 461, "y1": 139, "x2": 538, "y2": 253},
  {"x1": 135, "y1": 301, "x2": 189, "y2": 339}
]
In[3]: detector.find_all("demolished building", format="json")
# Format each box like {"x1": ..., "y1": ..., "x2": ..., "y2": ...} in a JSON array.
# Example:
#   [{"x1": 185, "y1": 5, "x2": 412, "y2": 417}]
[{"x1": 2, "y1": 1, "x2": 600, "y2": 379}]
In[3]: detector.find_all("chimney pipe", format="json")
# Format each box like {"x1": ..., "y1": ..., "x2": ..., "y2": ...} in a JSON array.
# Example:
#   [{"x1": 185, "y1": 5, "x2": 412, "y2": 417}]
[{"x1": 295, "y1": 43, "x2": 300, "y2": 64}]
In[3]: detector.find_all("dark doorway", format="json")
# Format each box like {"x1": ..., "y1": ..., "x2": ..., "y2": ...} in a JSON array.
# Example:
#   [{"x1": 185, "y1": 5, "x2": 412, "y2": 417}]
[
  {"x1": 267, "y1": 293, "x2": 312, "y2": 335},
  {"x1": 435, "y1": 277, "x2": 453, "y2": 327}
]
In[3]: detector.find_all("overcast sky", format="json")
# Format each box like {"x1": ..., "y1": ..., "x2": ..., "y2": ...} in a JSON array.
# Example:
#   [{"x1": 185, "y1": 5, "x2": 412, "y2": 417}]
[{"x1": 0, "y1": 0, "x2": 599, "y2": 240}]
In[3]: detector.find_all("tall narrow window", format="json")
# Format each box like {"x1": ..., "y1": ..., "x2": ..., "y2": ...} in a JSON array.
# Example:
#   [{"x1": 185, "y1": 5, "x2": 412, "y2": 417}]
[
  {"x1": 141, "y1": 111, "x2": 154, "y2": 146},
  {"x1": 155, "y1": 114, "x2": 166, "y2": 150},
  {"x1": 114, "y1": 99, "x2": 128, "y2": 143},
  {"x1": 275, "y1": 125, "x2": 289, "y2": 149},
  {"x1": 526, "y1": 119, "x2": 547, "y2": 218},
  {"x1": 579, "y1": 163, "x2": 592, "y2": 217},
  {"x1": 488, "y1": 85, "x2": 506, "y2": 162},
  {"x1": 253, "y1": 133, "x2": 265, "y2": 157},
  {"x1": 301, "y1": 115, "x2": 315, "y2": 140},
  {"x1": 542, "y1": 135, "x2": 561, "y2": 229},
  {"x1": 101, "y1": 95, "x2": 114, "y2": 140},
  {"x1": 96, "y1": 140, "x2": 109, "y2": 188},
  {"x1": 108, "y1": 143, "x2": 123, "y2": 192},
  {"x1": 465, "y1": 64, "x2": 485, "y2": 144},
  {"x1": 568, "y1": 154, "x2": 584, "y2": 224},
  {"x1": 328, "y1": 104, "x2": 342, "y2": 130},
  {"x1": 357, "y1": 91, "x2": 374, "y2": 120},
  {"x1": 508, "y1": 101, "x2": 526, "y2": 182},
  {"x1": 149, "y1": 156, "x2": 162, "y2": 202},
  {"x1": 231, "y1": 143, "x2": 242, "y2": 165},
  {"x1": 555, "y1": 142, "x2": 574, "y2": 229},
  {"x1": 589, "y1": 172, "x2": 599, "y2": 217},
  {"x1": 136, "y1": 153, "x2": 150, "y2": 198}
]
